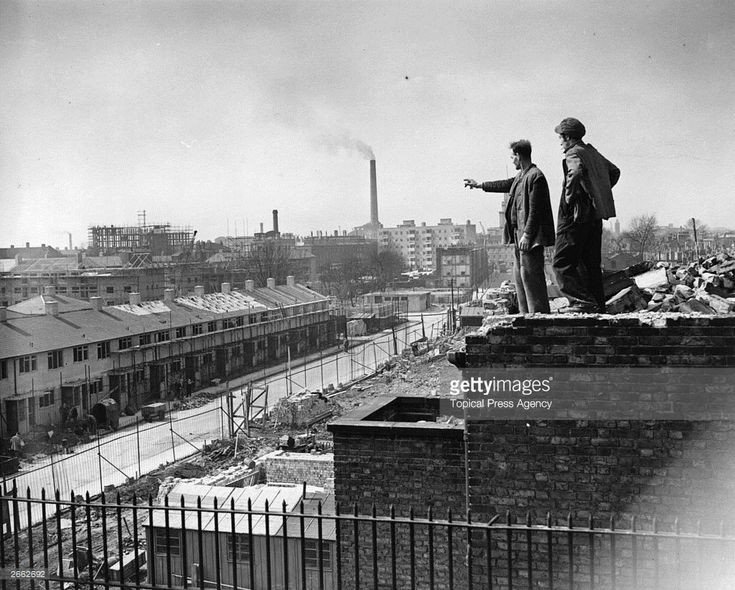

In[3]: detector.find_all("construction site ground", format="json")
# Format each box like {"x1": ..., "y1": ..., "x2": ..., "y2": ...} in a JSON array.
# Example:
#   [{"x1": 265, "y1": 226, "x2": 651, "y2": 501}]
[{"x1": 2, "y1": 331, "x2": 464, "y2": 577}]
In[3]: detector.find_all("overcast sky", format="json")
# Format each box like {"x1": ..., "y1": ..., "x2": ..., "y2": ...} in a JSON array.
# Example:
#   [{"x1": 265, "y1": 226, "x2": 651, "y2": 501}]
[{"x1": 2, "y1": 0, "x2": 734, "y2": 249}]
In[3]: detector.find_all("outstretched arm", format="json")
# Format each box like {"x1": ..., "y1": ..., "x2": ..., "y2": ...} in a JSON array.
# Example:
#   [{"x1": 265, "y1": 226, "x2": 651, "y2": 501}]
[{"x1": 464, "y1": 178, "x2": 514, "y2": 192}]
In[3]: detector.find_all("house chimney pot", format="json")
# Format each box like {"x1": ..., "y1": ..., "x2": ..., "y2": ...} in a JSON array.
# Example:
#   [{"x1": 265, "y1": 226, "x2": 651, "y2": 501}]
[
  {"x1": 129, "y1": 292, "x2": 141, "y2": 305},
  {"x1": 0, "y1": 308, "x2": 7, "y2": 322},
  {"x1": 90, "y1": 296, "x2": 103, "y2": 311},
  {"x1": 194, "y1": 285, "x2": 205, "y2": 297},
  {"x1": 266, "y1": 278, "x2": 276, "y2": 289},
  {"x1": 43, "y1": 285, "x2": 56, "y2": 296},
  {"x1": 163, "y1": 288, "x2": 175, "y2": 302},
  {"x1": 222, "y1": 282, "x2": 231, "y2": 294},
  {"x1": 245, "y1": 280, "x2": 255, "y2": 291},
  {"x1": 26, "y1": 242, "x2": 30, "y2": 248},
  {"x1": 286, "y1": 275, "x2": 295, "y2": 287},
  {"x1": 45, "y1": 301, "x2": 59, "y2": 317}
]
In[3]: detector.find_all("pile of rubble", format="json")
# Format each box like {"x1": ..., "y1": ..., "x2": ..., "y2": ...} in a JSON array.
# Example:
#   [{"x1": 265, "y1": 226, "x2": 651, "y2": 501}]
[
  {"x1": 481, "y1": 281, "x2": 518, "y2": 314},
  {"x1": 603, "y1": 254, "x2": 735, "y2": 314},
  {"x1": 271, "y1": 391, "x2": 337, "y2": 428}
]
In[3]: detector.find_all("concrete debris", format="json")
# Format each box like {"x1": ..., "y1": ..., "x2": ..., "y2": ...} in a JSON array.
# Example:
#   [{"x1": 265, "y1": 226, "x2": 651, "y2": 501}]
[
  {"x1": 272, "y1": 391, "x2": 337, "y2": 428},
  {"x1": 633, "y1": 266, "x2": 670, "y2": 290},
  {"x1": 480, "y1": 281, "x2": 518, "y2": 314},
  {"x1": 605, "y1": 285, "x2": 648, "y2": 314},
  {"x1": 603, "y1": 254, "x2": 735, "y2": 315}
]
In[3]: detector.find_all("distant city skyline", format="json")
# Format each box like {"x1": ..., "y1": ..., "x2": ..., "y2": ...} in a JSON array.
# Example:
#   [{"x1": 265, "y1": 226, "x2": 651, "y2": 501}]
[
  {"x1": 4, "y1": 213, "x2": 732, "y2": 253},
  {"x1": 3, "y1": 1, "x2": 735, "y2": 249}
]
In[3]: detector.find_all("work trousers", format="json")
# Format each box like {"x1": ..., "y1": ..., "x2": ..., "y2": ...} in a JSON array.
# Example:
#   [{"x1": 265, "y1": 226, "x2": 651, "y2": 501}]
[
  {"x1": 513, "y1": 243, "x2": 550, "y2": 314},
  {"x1": 552, "y1": 219, "x2": 604, "y2": 311}
]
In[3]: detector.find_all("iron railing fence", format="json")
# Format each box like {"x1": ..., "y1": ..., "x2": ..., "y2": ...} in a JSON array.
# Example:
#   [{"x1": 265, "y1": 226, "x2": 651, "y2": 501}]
[{"x1": 3, "y1": 486, "x2": 735, "y2": 590}]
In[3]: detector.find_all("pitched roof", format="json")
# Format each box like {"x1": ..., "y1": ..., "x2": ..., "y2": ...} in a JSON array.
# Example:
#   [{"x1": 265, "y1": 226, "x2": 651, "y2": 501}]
[{"x1": 0, "y1": 285, "x2": 329, "y2": 358}]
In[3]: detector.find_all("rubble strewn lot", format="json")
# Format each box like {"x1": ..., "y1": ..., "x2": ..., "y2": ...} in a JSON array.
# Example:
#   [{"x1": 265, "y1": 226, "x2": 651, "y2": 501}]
[
  {"x1": 477, "y1": 254, "x2": 735, "y2": 318},
  {"x1": 602, "y1": 254, "x2": 735, "y2": 314},
  {"x1": 3, "y1": 333, "x2": 462, "y2": 575}
]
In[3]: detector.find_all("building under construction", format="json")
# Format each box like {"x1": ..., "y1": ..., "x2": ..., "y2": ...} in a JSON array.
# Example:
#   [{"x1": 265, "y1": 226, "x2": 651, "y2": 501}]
[{"x1": 88, "y1": 213, "x2": 194, "y2": 257}]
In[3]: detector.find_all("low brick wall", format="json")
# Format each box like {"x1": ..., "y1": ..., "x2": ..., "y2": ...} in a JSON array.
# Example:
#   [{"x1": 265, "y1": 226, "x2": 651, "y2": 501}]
[
  {"x1": 462, "y1": 313, "x2": 735, "y2": 368},
  {"x1": 262, "y1": 450, "x2": 334, "y2": 489},
  {"x1": 329, "y1": 397, "x2": 467, "y2": 589}
]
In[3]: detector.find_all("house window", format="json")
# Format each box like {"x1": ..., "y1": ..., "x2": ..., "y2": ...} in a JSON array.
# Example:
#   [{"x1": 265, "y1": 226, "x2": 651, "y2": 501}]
[
  {"x1": 118, "y1": 337, "x2": 133, "y2": 350},
  {"x1": 19, "y1": 355, "x2": 37, "y2": 373},
  {"x1": 156, "y1": 330, "x2": 170, "y2": 343},
  {"x1": 106, "y1": 286, "x2": 114, "y2": 294},
  {"x1": 39, "y1": 391, "x2": 55, "y2": 408},
  {"x1": 192, "y1": 323, "x2": 203, "y2": 336},
  {"x1": 97, "y1": 341, "x2": 111, "y2": 359},
  {"x1": 236, "y1": 316, "x2": 244, "y2": 327},
  {"x1": 139, "y1": 334, "x2": 151, "y2": 346},
  {"x1": 208, "y1": 321, "x2": 217, "y2": 333},
  {"x1": 226, "y1": 534, "x2": 250, "y2": 563},
  {"x1": 47, "y1": 350, "x2": 64, "y2": 370},
  {"x1": 73, "y1": 346, "x2": 89, "y2": 362},
  {"x1": 1, "y1": 360, "x2": 7, "y2": 379},
  {"x1": 154, "y1": 529, "x2": 181, "y2": 556},
  {"x1": 175, "y1": 327, "x2": 186, "y2": 339},
  {"x1": 304, "y1": 540, "x2": 332, "y2": 570}
]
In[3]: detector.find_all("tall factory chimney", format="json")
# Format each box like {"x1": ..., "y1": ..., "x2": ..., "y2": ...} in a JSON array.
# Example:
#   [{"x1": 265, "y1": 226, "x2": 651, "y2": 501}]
[
  {"x1": 272, "y1": 209, "x2": 279, "y2": 236},
  {"x1": 370, "y1": 160, "x2": 379, "y2": 225}
]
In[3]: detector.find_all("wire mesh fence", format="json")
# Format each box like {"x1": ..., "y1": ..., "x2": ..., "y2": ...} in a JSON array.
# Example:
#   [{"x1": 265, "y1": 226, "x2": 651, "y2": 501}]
[{"x1": 2, "y1": 313, "x2": 450, "y2": 530}]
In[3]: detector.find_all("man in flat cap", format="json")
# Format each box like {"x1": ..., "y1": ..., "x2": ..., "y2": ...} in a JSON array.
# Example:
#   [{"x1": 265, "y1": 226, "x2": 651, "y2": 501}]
[
  {"x1": 553, "y1": 118, "x2": 620, "y2": 313},
  {"x1": 465, "y1": 139, "x2": 555, "y2": 313}
]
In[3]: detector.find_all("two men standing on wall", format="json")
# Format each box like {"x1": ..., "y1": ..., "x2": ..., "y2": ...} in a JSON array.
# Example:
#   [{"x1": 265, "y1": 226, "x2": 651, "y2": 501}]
[{"x1": 465, "y1": 118, "x2": 620, "y2": 314}]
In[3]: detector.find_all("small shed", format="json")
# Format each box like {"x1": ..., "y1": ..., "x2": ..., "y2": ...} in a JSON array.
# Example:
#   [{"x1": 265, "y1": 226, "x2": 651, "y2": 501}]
[{"x1": 145, "y1": 482, "x2": 336, "y2": 589}]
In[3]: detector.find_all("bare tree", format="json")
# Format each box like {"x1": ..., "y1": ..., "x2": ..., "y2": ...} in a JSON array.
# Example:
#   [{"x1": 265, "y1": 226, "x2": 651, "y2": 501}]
[
  {"x1": 602, "y1": 228, "x2": 625, "y2": 257},
  {"x1": 248, "y1": 240, "x2": 293, "y2": 286},
  {"x1": 370, "y1": 249, "x2": 405, "y2": 290},
  {"x1": 623, "y1": 214, "x2": 659, "y2": 261},
  {"x1": 319, "y1": 254, "x2": 376, "y2": 304}
]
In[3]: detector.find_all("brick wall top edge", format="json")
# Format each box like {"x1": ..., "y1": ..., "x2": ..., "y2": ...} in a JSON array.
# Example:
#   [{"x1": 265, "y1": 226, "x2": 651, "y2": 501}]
[
  {"x1": 469, "y1": 312, "x2": 735, "y2": 335},
  {"x1": 328, "y1": 421, "x2": 464, "y2": 439}
]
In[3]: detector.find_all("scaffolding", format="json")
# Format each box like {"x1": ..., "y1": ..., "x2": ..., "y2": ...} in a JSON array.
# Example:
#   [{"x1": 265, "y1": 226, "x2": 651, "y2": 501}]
[{"x1": 88, "y1": 216, "x2": 194, "y2": 256}]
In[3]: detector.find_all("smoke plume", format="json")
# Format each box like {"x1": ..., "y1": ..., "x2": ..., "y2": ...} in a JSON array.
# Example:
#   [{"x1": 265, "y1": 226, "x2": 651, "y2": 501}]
[{"x1": 317, "y1": 130, "x2": 374, "y2": 159}]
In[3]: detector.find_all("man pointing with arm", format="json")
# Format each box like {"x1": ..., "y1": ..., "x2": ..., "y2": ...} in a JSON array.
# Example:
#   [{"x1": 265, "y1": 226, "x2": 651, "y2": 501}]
[{"x1": 465, "y1": 139, "x2": 555, "y2": 313}]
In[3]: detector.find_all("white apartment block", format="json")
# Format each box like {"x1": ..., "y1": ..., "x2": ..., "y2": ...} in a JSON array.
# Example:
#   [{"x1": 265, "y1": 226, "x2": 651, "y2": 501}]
[{"x1": 378, "y1": 219, "x2": 477, "y2": 271}]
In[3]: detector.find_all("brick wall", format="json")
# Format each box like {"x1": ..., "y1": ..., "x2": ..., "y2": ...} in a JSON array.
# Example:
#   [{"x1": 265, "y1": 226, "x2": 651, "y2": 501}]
[
  {"x1": 460, "y1": 314, "x2": 735, "y2": 588},
  {"x1": 262, "y1": 451, "x2": 334, "y2": 490},
  {"x1": 462, "y1": 314, "x2": 735, "y2": 368},
  {"x1": 329, "y1": 397, "x2": 467, "y2": 589}
]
